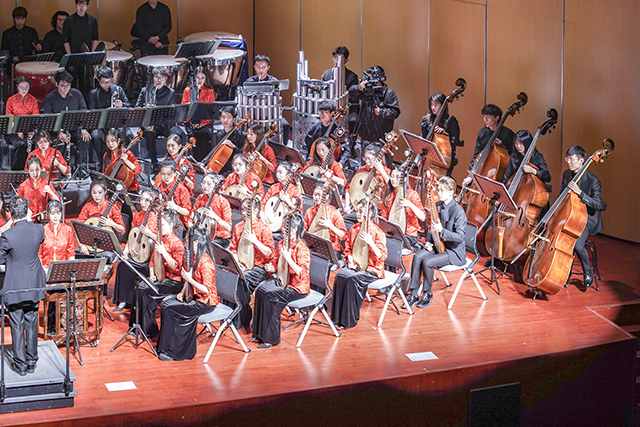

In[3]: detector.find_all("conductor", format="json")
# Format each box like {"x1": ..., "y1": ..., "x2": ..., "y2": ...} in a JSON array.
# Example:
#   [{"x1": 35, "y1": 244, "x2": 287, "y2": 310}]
[{"x1": 0, "y1": 196, "x2": 45, "y2": 376}]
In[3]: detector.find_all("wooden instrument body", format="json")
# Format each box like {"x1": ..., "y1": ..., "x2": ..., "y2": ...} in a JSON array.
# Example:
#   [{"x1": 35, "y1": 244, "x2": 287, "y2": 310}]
[
  {"x1": 128, "y1": 226, "x2": 154, "y2": 263},
  {"x1": 523, "y1": 192, "x2": 587, "y2": 294},
  {"x1": 153, "y1": 225, "x2": 166, "y2": 281},
  {"x1": 308, "y1": 178, "x2": 333, "y2": 241},
  {"x1": 224, "y1": 184, "x2": 250, "y2": 201},
  {"x1": 104, "y1": 131, "x2": 142, "y2": 189},
  {"x1": 194, "y1": 207, "x2": 214, "y2": 236},
  {"x1": 424, "y1": 171, "x2": 445, "y2": 254},
  {"x1": 262, "y1": 167, "x2": 301, "y2": 232},
  {"x1": 237, "y1": 185, "x2": 261, "y2": 270},
  {"x1": 351, "y1": 224, "x2": 370, "y2": 272},
  {"x1": 83, "y1": 188, "x2": 123, "y2": 252},
  {"x1": 205, "y1": 140, "x2": 235, "y2": 173},
  {"x1": 484, "y1": 172, "x2": 549, "y2": 261},
  {"x1": 464, "y1": 143, "x2": 511, "y2": 228},
  {"x1": 153, "y1": 138, "x2": 196, "y2": 187},
  {"x1": 349, "y1": 172, "x2": 383, "y2": 208}
]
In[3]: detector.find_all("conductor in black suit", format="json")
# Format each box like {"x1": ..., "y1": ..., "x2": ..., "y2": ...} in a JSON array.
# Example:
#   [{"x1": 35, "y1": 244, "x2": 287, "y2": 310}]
[{"x1": 0, "y1": 196, "x2": 46, "y2": 376}]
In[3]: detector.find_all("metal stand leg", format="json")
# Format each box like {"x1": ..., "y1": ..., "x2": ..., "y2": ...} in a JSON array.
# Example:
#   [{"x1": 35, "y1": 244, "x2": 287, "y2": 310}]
[{"x1": 110, "y1": 280, "x2": 157, "y2": 356}]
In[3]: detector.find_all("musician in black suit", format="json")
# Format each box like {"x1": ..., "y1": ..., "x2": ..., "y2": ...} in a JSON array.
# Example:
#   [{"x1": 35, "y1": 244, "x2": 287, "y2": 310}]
[
  {"x1": 405, "y1": 176, "x2": 466, "y2": 308},
  {"x1": 0, "y1": 196, "x2": 45, "y2": 376},
  {"x1": 562, "y1": 145, "x2": 607, "y2": 287}
]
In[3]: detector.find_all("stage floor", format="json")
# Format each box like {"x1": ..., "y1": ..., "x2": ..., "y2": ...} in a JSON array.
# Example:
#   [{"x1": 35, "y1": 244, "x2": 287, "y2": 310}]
[{"x1": 1, "y1": 234, "x2": 638, "y2": 426}]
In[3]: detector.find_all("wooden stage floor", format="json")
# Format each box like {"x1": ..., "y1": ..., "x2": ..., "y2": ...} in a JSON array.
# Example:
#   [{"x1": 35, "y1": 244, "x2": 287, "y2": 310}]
[{"x1": 1, "y1": 234, "x2": 639, "y2": 426}]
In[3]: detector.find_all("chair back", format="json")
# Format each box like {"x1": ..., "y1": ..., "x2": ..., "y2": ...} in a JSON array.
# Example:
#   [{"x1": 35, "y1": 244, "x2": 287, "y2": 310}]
[
  {"x1": 463, "y1": 221, "x2": 480, "y2": 266},
  {"x1": 384, "y1": 237, "x2": 406, "y2": 272},
  {"x1": 309, "y1": 253, "x2": 331, "y2": 293},
  {"x1": 215, "y1": 266, "x2": 241, "y2": 307}
]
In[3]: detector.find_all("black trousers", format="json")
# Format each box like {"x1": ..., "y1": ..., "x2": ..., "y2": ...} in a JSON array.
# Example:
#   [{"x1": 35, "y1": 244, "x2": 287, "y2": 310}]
[
  {"x1": 330, "y1": 268, "x2": 378, "y2": 329},
  {"x1": 252, "y1": 280, "x2": 303, "y2": 345},
  {"x1": 156, "y1": 297, "x2": 215, "y2": 360},
  {"x1": 7, "y1": 300, "x2": 40, "y2": 370},
  {"x1": 574, "y1": 227, "x2": 592, "y2": 273},
  {"x1": 113, "y1": 259, "x2": 149, "y2": 306},
  {"x1": 130, "y1": 278, "x2": 183, "y2": 337},
  {"x1": 238, "y1": 266, "x2": 271, "y2": 330},
  {"x1": 409, "y1": 249, "x2": 451, "y2": 297}
]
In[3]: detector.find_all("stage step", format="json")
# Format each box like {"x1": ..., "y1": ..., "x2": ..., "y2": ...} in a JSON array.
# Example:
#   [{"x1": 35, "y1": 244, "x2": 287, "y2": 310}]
[{"x1": 0, "y1": 340, "x2": 76, "y2": 414}]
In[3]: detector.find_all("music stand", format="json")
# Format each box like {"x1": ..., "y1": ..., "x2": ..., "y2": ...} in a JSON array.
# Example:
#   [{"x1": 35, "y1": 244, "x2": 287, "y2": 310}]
[
  {"x1": 12, "y1": 114, "x2": 59, "y2": 134},
  {"x1": 271, "y1": 141, "x2": 305, "y2": 167},
  {"x1": 242, "y1": 79, "x2": 290, "y2": 95},
  {"x1": 87, "y1": 169, "x2": 132, "y2": 207},
  {"x1": 299, "y1": 173, "x2": 343, "y2": 210},
  {"x1": 21, "y1": 52, "x2": 55, "y2": 62},
  {"x1": 174, "y1": 40, "x2": 219, "y2": 60},
  {"x1": 70, "y1": 221, "x2": 160, "y2": 355},
  {"x1": 210, "y1": 242, "x2": 245, "y2": 281},
  {"x1": 471, "y1": 173, "x2": 517, "y2": 295},
  {"x1": 143, "y1": 104, "x2": 190, "y2": 129},
  {"x1": 0, "y1": 171, "x2": 28, "y2": 194},
  {"x1": 0, "y1": 115, "x2": 13, "y2": 136},
  {"x1": 102, "y1": 108, "x2": 147, "y2": 130},
  {"x1": 377, "y1": 216, "x2": 413, "y2": 251},
  {"x1": 302, "y1": 232, "x2": 339, "y2": 266},
  {"x1": 47, "y1": 258, "x2": 107, "y2": 365},
  {"x1": 59, "y1": 51, "x2": 105, "y2": 69},
  {"x1": 188, "y1": 101, "x2": 236, "y2": 125},
  {"x1": 58, "y1": 110, "x2": 103, "y2": 132}
]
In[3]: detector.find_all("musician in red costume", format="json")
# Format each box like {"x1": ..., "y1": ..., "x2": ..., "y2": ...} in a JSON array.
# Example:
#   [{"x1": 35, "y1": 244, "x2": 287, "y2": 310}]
[
  {"x1": 39, "y1": 200, "x2": 76, "y2": 269},
  {"x1": 252, "y1": 213, "x2": 309, "y2": 348},
  {"x1": 156, "y1": 228, "x2": 218, "y2": 361},
  {"x1": 303, "y1": 137, "x2": 346, "y2": 187},
  {"x1": 331, "y1": 199, "x2": 387, "y2": 329},
  {"x1": 163, "y1": 133, "x2": 195, "y2": 194},
  {"x1": 344, "y1": 143, "x2": 390, "y2": 213},
  {"x1": 6, "y1": 76, "x2": 39, "y2": 170},
  {"x1": 380, "y1": 168, "x2": 426, "y2": 247},
  {"x1": 25, "y1": 130, "x2": 69, "y2": 180},
  {"x1": 155, "y1": 160, "x2": 192, "y2": 229},
  {"x1": 304, "y1": 182, "x2": 347, "y2": 253},
  {"x1": 243, "y1": 122, "x2": 277, "y2": 185},
  {"x1": 229, "y1": 196, "x2": 274, "y2": 330},
  {"x1": 102, "y1": 128, "x2": 141, "y2": 192},
  {"x1": 221, "y1": 153, "x2": 265, "y2": 198},
  {"x1": 191, "y1": 172, "x2": 232, "y2": 248},
  {"x1": 17, "y1": 156, "x2": 61, "y2": 220},
  {"x1": 261, "y1": 161, "x2": 301, "y2": 212}
]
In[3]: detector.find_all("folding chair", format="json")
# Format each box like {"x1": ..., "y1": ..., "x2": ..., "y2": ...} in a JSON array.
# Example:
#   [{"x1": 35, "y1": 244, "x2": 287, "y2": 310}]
[
  {"x1": 365, "y1": 237, "x2": 414, "y2": 327},
  {"x1": 282, "y1": 254, "x2": 342, "y2": 348},
  {"x1": 199, "y1": 265, "x2": 251, "y2": 363},
  {"x1": 439, "y1": 221, "x2": 488, "y2": 310}
]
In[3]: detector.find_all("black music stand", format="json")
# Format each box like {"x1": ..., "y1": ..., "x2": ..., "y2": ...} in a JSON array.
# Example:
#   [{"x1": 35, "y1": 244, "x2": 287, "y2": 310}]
[
  {"x1": 401, "y1": 129, "x2": 446, "y2": 197},
  {"x1": 143, "y1": 104, "x2": 190, "y2": 130},
  {"x1": 210, "y1": 242, "x2": 245, "y2": 281},
  {"x1": 188, "y1": 101, "x2": 235, "y2": 125},
  {"x1": 47, "y1": 258, "x2": 107, "y2": 365},
  {"x1": 12, "y1": 114, "x2": 59, "y2": 135},
  {"x1": 59, "y1": 110, "x2": 103, "y2": 132},
  {"x1": 60, "y1": 51, "x2": 105, "y2": 93},
  {"x1": 299, "y1": 173, "x2": 343, "y2": 211},
  {"x1": 87, "y1": 169, "x2": 132, "y2": 207},
  {"x1": 471, "y1": 173, "x2": 517, "y2": 295},
  {"x1": 0, "y1": 171, "x2": 28, "y2": 194},
  {"x1": 303, "y1": 232, "x2": 339, "y2": 266},
  {"x1": 377, "y1": 216, "x2": 414, "y2": 251},
  {"x1": 271, "y1": 141, "x2": 305, "y2": 167},
  {"x1": 175, "y1": 40, "x2": 220, "y2": 104},
  {"x1": 221, "y1": 193, "x2": 243, "y2": 212},
  {"x1": 102, "y1": 108, "x2": 147, "y2": 131},
  {"x1": 21, "y1": 52, "x2": 55, "y2": 62},
  {"x1": 242, "y1": 79, "x2": 290, "y2": 94},
  {"x1": 0, "y1": 115, "x2": 12, "y2": 136},
  {"x1": 70, "y1": 220, "x2": 159, "y2": 355}
]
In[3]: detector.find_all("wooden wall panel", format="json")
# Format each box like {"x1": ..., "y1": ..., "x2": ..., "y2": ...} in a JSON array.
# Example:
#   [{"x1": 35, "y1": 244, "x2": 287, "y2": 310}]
[
  {"x1": 486, "y1": 0, "x2": 564, "y2": 199},
  {"x1": 429, "y1": 0, "x2": 486, "y2": 184},
  {"x1": 96, "y1": 0, "x2": 155, "y2": 50},
  {"x1": 300, "y1": 0, "x2": 361, "y2": 81},
  {"x1": 362, "y1": 0, "x2": 430, "y2": 158},
  {"x1": 564, "y1": 0, "x2": 640, "y2": 241}
]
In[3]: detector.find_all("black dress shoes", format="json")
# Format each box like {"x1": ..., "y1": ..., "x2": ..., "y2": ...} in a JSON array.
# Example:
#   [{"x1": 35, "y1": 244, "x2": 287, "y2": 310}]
[
  {"x1": 10, "y1": 363, "x2": 26, "y2": 376},
  {"x1": 26, "y1": 363, "x2": 36, "y2": 374},
  {"x1": 584, "y1": 270, "x2": 594, "y2": 288},
  {"x1": 402, "y1": 295, "x2": 419, "y2": 309},
  {"x1": 416, "y1": 294, "x2": 433, "y2": 308}
]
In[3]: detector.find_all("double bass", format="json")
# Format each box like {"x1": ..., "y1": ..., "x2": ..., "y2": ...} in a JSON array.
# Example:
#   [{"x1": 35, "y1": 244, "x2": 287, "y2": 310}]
[
  {"x1": 420, "y1": 78, "x2": 466, "y2": 179},
  {"x1": 461, "y1": 92, "x2": 528, "y2": 229},
  {"x1": 523, "y1": 139, "x2": 614, "y2": 295},
  {"x1": 484, "y1": 108, "x2": 556, "y2": 261},
  {"x1": 348, "y1": 131, "x2": 398, "y2": 207},
  {"x1": 104, "y1": 130, "x2": 143, "y2": 189},
  {"x1": 204, "y1": 115, "x2": 251, "y2": 173}
]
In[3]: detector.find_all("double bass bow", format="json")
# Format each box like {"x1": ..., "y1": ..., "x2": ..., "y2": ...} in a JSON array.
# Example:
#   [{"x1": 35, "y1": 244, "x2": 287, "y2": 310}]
[
  {"x1": 419, "y1": 78, "x2": 466, "y2": 180},
  {"x1": 483, "y1": 108, "x2": 557, "y2": 261},
  {"x1": 105, "y1": 130, "x2": 143, "y2": 189},
  {"x1": 460, "y1": 92, "x2": 528, "y2": 230},
  {"x1": 522, "y1": 139, "x2": 614, "y2": 295},
  {"x1": 204, "y1": 115, "x2": 251, "y2": 173}
]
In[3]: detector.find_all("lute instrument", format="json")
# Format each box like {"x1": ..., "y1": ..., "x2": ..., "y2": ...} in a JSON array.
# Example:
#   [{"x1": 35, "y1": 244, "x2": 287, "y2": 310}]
[
  {"x1": 262, "y1": 164, "x2": 302, "y2": 232},
  {"x1": 387, "y1": 150, "x2": 414, "y2": 233},
  {"x1": 83, "y1": 183, "x2": 124, "y2": 252},
  {"x1": 153, "y1": 198, "x2": 166, "y2": 281},
  {"x1": 236, "y1": 181, "x2": 261, "y2": 270},
  {"x1": 424, "y1": 169, "x2": 446, "y2": 254},
  {"x1": 247, "y1": 124, "x2": 277, "y2": 181},
  {"x1": 276, "y1": 197, "x2": 301, "y2": 288},
  {"x1": 307, "y1": 171, "x2": 335, "y2": 241},
  {"x1": 128, "y1": 193, "x2": 159, "y2": 264},
  {"x1": 523, "y1": 139, "x2": 614, "y2": 294},
  {"x1": 351, "y1": 183, "x2": 383, "y2": 271},
  {"x1": 193, "y1": 174, "x2": 225, "y2": 237},
  {"x1": 349, "y1": 130, "x2": 398, "y2": 207},
  {"x1": 153, "y1": 137, "x2": 196, "y2": 187}
]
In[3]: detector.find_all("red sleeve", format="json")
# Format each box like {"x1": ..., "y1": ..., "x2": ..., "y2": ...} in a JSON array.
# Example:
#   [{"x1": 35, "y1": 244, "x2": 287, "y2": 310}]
[
  {"x1": 108, "y1": 202, "x2": 125, "y2": 228},
  {"x1": 181, "y1": 88, "x2": 190, "y2": 104},
  {"x1": 127, "y1": 151, "x2": 142, "y2": 175},
  {"x1": 77, "y1": 202, "x2": 92, "y2": 223}
]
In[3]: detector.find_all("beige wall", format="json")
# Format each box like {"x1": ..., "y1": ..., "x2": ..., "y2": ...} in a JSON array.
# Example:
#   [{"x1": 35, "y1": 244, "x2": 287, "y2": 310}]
[{"x1": 1, "y1": 1, "x2": 637, "y2": 241}]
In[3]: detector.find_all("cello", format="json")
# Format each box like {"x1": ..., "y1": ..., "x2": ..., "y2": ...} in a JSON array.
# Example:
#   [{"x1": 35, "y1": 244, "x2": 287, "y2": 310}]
[
  {"x1": 461, "y1": 92, "x2": 528, "y2": 229},
  {"x1": 104, "y1": 130, "x2": 143, "y2": 189},
  {"x1": 153, "y1": 138, "x2": 196, "y2": 187},
  {"x1": 420, "y1": 78, "x2": 466, "y2": 180},
  {"x1": 306, "y1": 106, "x2": 347, "y2": 166},
  {"x1": 523, "y1": 139, "x2": 614, "y2": 295},
  {"x1": 484, "y1": 108, "x2": 556, "y2": 261},
  {"x1": 247, "y1": 124, "x2": 278, "y2": 181},
  {"x1": 204, "y1": 115, "x2": 251, "y2": 173}
]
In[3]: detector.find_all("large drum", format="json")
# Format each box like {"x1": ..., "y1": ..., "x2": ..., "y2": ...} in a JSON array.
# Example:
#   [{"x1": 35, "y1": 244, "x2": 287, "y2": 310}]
[
  {"x1": 15, "y1": 62, "x2": 63, "y2": 111},
  {"x1": 195, "y1": 49, "x2": 245, "y2": 88},
  {"x1": 105, "y1": 51, "x2": 135, "y2": 91},
  {"x1": 135, "y1": 55, "x2": 188, "y2": 92},
  {"x1": 183, "y1": 31, "x2": 244, "y2": 45}
]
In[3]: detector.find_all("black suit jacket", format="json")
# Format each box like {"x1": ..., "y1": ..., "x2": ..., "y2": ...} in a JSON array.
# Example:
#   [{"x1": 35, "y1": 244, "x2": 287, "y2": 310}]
[
  {"x1": 561, "y1": 169, "x2": 606, "y2": 235},
  {"x1": 0, "y1": 220, "x2": 46, "y2": 305},
  {"x1": 426, "y1": 201, "x2": 467, "y2": 266}
]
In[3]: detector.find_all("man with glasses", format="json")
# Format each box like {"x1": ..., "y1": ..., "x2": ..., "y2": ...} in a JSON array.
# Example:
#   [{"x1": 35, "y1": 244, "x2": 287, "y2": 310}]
[
  {"x1": 87, "y1": 66, "x2": 131, "y2": 170},
  {"x1": 136, "y1": 67, "x2": 175, "y2": 172},
  {"x1": 561, "y1": 146, "x2": 607, "y2": 288},
  {"x1": 44, "y1": 70, "x2": 90, "y2": 172}
]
